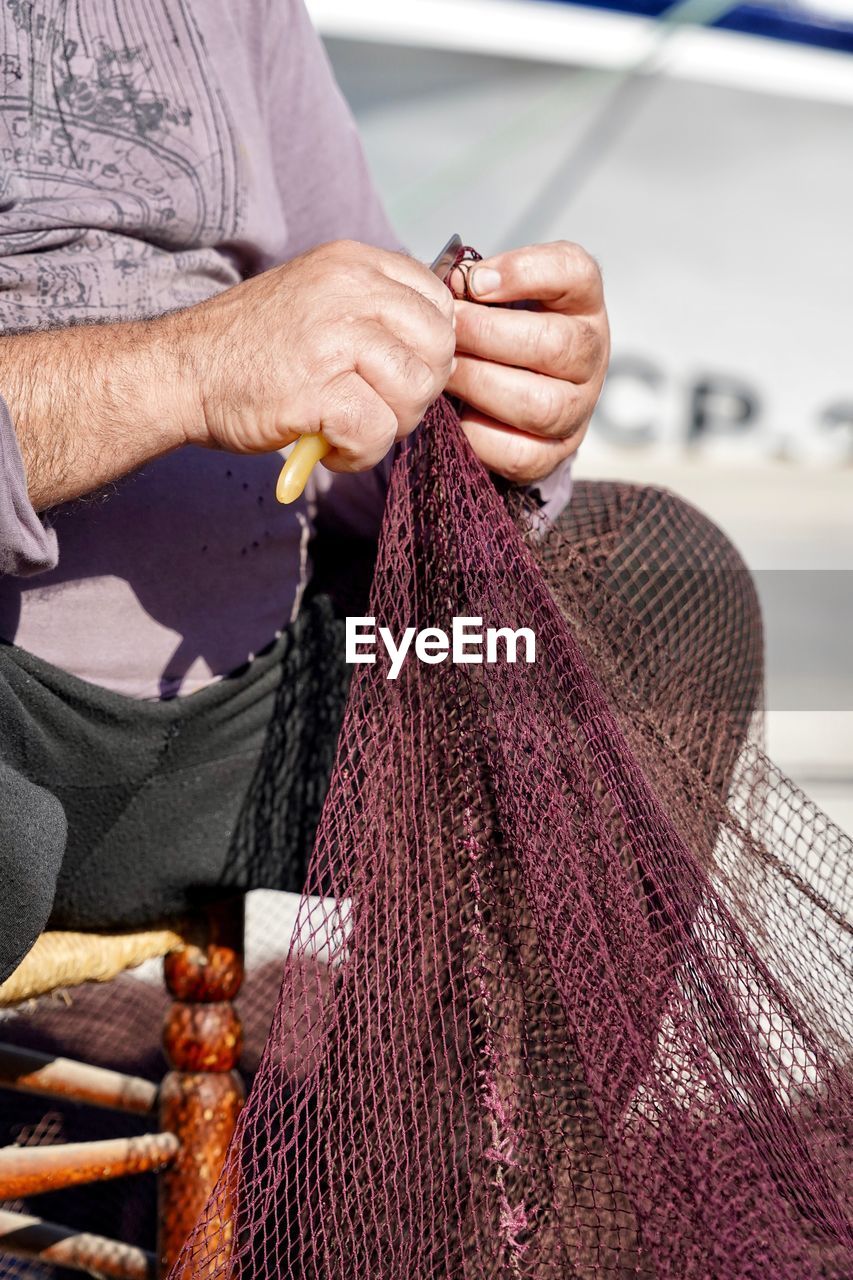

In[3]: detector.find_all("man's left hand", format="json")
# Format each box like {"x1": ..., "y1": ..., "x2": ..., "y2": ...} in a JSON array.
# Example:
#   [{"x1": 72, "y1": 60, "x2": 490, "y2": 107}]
[{"x1": 446, "y1": 241, "x2": 609, "y2": 485}]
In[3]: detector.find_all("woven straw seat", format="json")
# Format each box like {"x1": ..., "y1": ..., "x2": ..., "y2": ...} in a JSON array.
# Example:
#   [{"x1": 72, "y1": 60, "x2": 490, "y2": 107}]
[{"x1": 0, "y1": 926, "x2": 187, "y2": 1007}]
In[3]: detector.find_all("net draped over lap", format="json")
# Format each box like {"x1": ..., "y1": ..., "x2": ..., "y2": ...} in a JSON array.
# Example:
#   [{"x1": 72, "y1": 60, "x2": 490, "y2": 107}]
[{"x1": 175, "y1": 395, "x2": 852, "y2": 1279}]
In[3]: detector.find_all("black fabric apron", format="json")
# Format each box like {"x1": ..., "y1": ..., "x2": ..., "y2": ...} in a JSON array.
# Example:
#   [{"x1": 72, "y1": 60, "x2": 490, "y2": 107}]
[{"x1": 0, "y1": 596, "x2": 350, "y2": 983}]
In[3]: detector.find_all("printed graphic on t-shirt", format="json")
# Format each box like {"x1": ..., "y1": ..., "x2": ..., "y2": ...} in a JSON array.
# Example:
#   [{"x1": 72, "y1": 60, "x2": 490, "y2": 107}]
[{"x1": 0, "y1": 0, "x2": 244, "y2": 327}]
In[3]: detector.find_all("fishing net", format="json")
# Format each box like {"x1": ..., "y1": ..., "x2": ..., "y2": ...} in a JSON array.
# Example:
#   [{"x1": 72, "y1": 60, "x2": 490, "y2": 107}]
[{"x1": 168, "y1": 382, "x2": 852, "y2": 1278}]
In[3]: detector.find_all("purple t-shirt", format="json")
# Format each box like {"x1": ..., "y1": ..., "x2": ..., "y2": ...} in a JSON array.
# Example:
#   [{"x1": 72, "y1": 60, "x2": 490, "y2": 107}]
[{"x1": 0, "y1": 0, "x2": 571, "y2": 698}]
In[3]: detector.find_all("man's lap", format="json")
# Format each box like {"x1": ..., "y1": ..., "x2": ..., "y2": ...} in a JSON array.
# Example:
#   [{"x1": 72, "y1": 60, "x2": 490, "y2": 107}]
[{"x1": 0, "y1": 597, "x2": 350, "y2": 981}]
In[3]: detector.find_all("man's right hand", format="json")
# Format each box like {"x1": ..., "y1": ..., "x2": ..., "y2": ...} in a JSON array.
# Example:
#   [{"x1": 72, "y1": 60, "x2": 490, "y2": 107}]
[
  {"x1": 1, "y1": 240, "x2": 457, "y2": 511},
  {"x1": 175, "y1": 240, "x2": 457, "y2": 474}
]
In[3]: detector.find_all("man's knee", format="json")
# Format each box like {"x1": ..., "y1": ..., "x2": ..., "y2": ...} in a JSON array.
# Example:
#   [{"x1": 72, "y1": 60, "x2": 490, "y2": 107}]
[
  {"x1": 0, "y1": 763, "x2": 67, "y2": 984},
  {"x1": 611, "y1": 483, "x2": 764, "y2": 720},
  {"x1": 549, "y1": 480, "x2": 764, "y2": 722}
]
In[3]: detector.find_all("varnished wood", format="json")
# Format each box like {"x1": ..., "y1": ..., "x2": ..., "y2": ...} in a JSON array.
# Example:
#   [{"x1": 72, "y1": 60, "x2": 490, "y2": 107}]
[
  {"x1": 163, "y1": 901, "x2": 244, "y2": 1004},
  {"x1": 0, "y1": 1043, "x2": 158, "y2": 1114},
  {"x1": 0, "y1": 1209, "x2": 156, "y2": 1279},
  {"x1": 162, "y1": 1003, "x2": 243, "y2": 1074},
  {"x1": 158, "y1": 1071, "x2": 244, "y2": 1275},
  {"x1": 0, "y1": 1132, "x2": 179, "y2": 1199},
  {"x1": 0, "y1": 900, "x2": 247, "y2": 1279},
  {"x1": 158, "y1": 897, "x2": 245, "y2": 1275}
]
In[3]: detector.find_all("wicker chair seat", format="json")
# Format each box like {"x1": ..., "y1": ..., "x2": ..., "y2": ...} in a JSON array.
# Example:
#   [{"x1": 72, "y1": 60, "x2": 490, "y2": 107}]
[{"x1": 0, "y1": 927, "x2": 187, "y2": 1008}]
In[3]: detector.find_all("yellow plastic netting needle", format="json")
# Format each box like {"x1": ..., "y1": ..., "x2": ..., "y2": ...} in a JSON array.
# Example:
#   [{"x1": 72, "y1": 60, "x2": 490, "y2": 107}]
[{"x1": 276, "y1": 433, "x2": 331, "y2": 505}]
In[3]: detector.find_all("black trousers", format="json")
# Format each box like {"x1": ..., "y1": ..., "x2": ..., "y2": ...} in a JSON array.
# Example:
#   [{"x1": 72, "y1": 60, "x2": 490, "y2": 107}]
[{"x1": 0, "y1": 597, "x2": 350, "y2": 984}]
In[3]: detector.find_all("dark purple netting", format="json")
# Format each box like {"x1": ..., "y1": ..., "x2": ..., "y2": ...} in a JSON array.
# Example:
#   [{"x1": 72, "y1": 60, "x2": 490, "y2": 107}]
[{"x1": 170, "y1": 391, "x2": 852, "y2": 1279}]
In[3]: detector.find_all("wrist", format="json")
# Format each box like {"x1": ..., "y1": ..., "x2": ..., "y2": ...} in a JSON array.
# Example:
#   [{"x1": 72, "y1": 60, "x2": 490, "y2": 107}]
[{"x1": 152, "y1": 306, "x2": 210, "y2": 450}]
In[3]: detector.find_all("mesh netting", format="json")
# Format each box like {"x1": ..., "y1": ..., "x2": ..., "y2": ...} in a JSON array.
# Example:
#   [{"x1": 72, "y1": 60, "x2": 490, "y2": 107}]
[{"x1": 170, "y1": 393, "x2": 852, "y2": 1279}]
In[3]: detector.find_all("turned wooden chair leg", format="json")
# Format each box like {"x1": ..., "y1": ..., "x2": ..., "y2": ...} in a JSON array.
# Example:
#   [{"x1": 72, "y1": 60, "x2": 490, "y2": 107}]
[{"x1": 158, "y1": 899, "x2": 245, "y2": 1277}]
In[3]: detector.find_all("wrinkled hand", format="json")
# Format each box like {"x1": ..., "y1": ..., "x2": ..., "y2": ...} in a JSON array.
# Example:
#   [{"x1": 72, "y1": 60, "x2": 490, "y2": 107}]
[
  {"x1": 179, "y1": 239, "x2": 456, "y2": 473},
  {"x1": 446, "y1": 241, "x2": 609, "y2": 484}
]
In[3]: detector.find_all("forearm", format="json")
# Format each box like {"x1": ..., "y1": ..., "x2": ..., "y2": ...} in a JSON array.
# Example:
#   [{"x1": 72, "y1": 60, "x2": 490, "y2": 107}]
[
  {"x1": 0, "y1": 313, "x2": 193, "y2": 511},
  {"x1": 0, "y1": 240, "x2": 456, "y2": 515}
]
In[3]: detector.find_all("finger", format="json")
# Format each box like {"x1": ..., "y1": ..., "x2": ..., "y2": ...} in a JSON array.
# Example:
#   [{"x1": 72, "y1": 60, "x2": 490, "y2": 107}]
[
  {"x1": 457, "y1": 410, "x2": 582, "y2": 485},
  {"x1": 355, "y1": 323, "x2": 445, "y2": 435},
  {"x1": 369, "y1": 246, "x2": 456, "y2": 323},
  {"x1": 451, "y1": 241, "x2": 603, "y2": 313},
  {"x1": 315, "y1": 370, "x2": 400, "y2": 472},
  {"x1": 454, "y1": 299, "x2": 604, "y2": 384},
  {"x1": 362, "y1": 283, "x2": 456, "y2": 381},
  {"x1": 447, "y1": 353, "x2": 590, "y2": 441}
]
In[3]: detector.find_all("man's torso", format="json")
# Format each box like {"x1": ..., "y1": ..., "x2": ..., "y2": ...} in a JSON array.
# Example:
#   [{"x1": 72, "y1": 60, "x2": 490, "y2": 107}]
[{"x1": 0, "y1": 0, "x2": 396, "y2": 696}]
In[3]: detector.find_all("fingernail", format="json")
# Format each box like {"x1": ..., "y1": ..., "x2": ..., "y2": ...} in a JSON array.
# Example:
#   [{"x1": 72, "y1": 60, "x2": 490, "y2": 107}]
[
  {"x1": 470, "y1": 267, "x2": 501, "y2": 297},
  {"x1": 450, "y1": 356, "x2": 459, "y2": 375}
]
